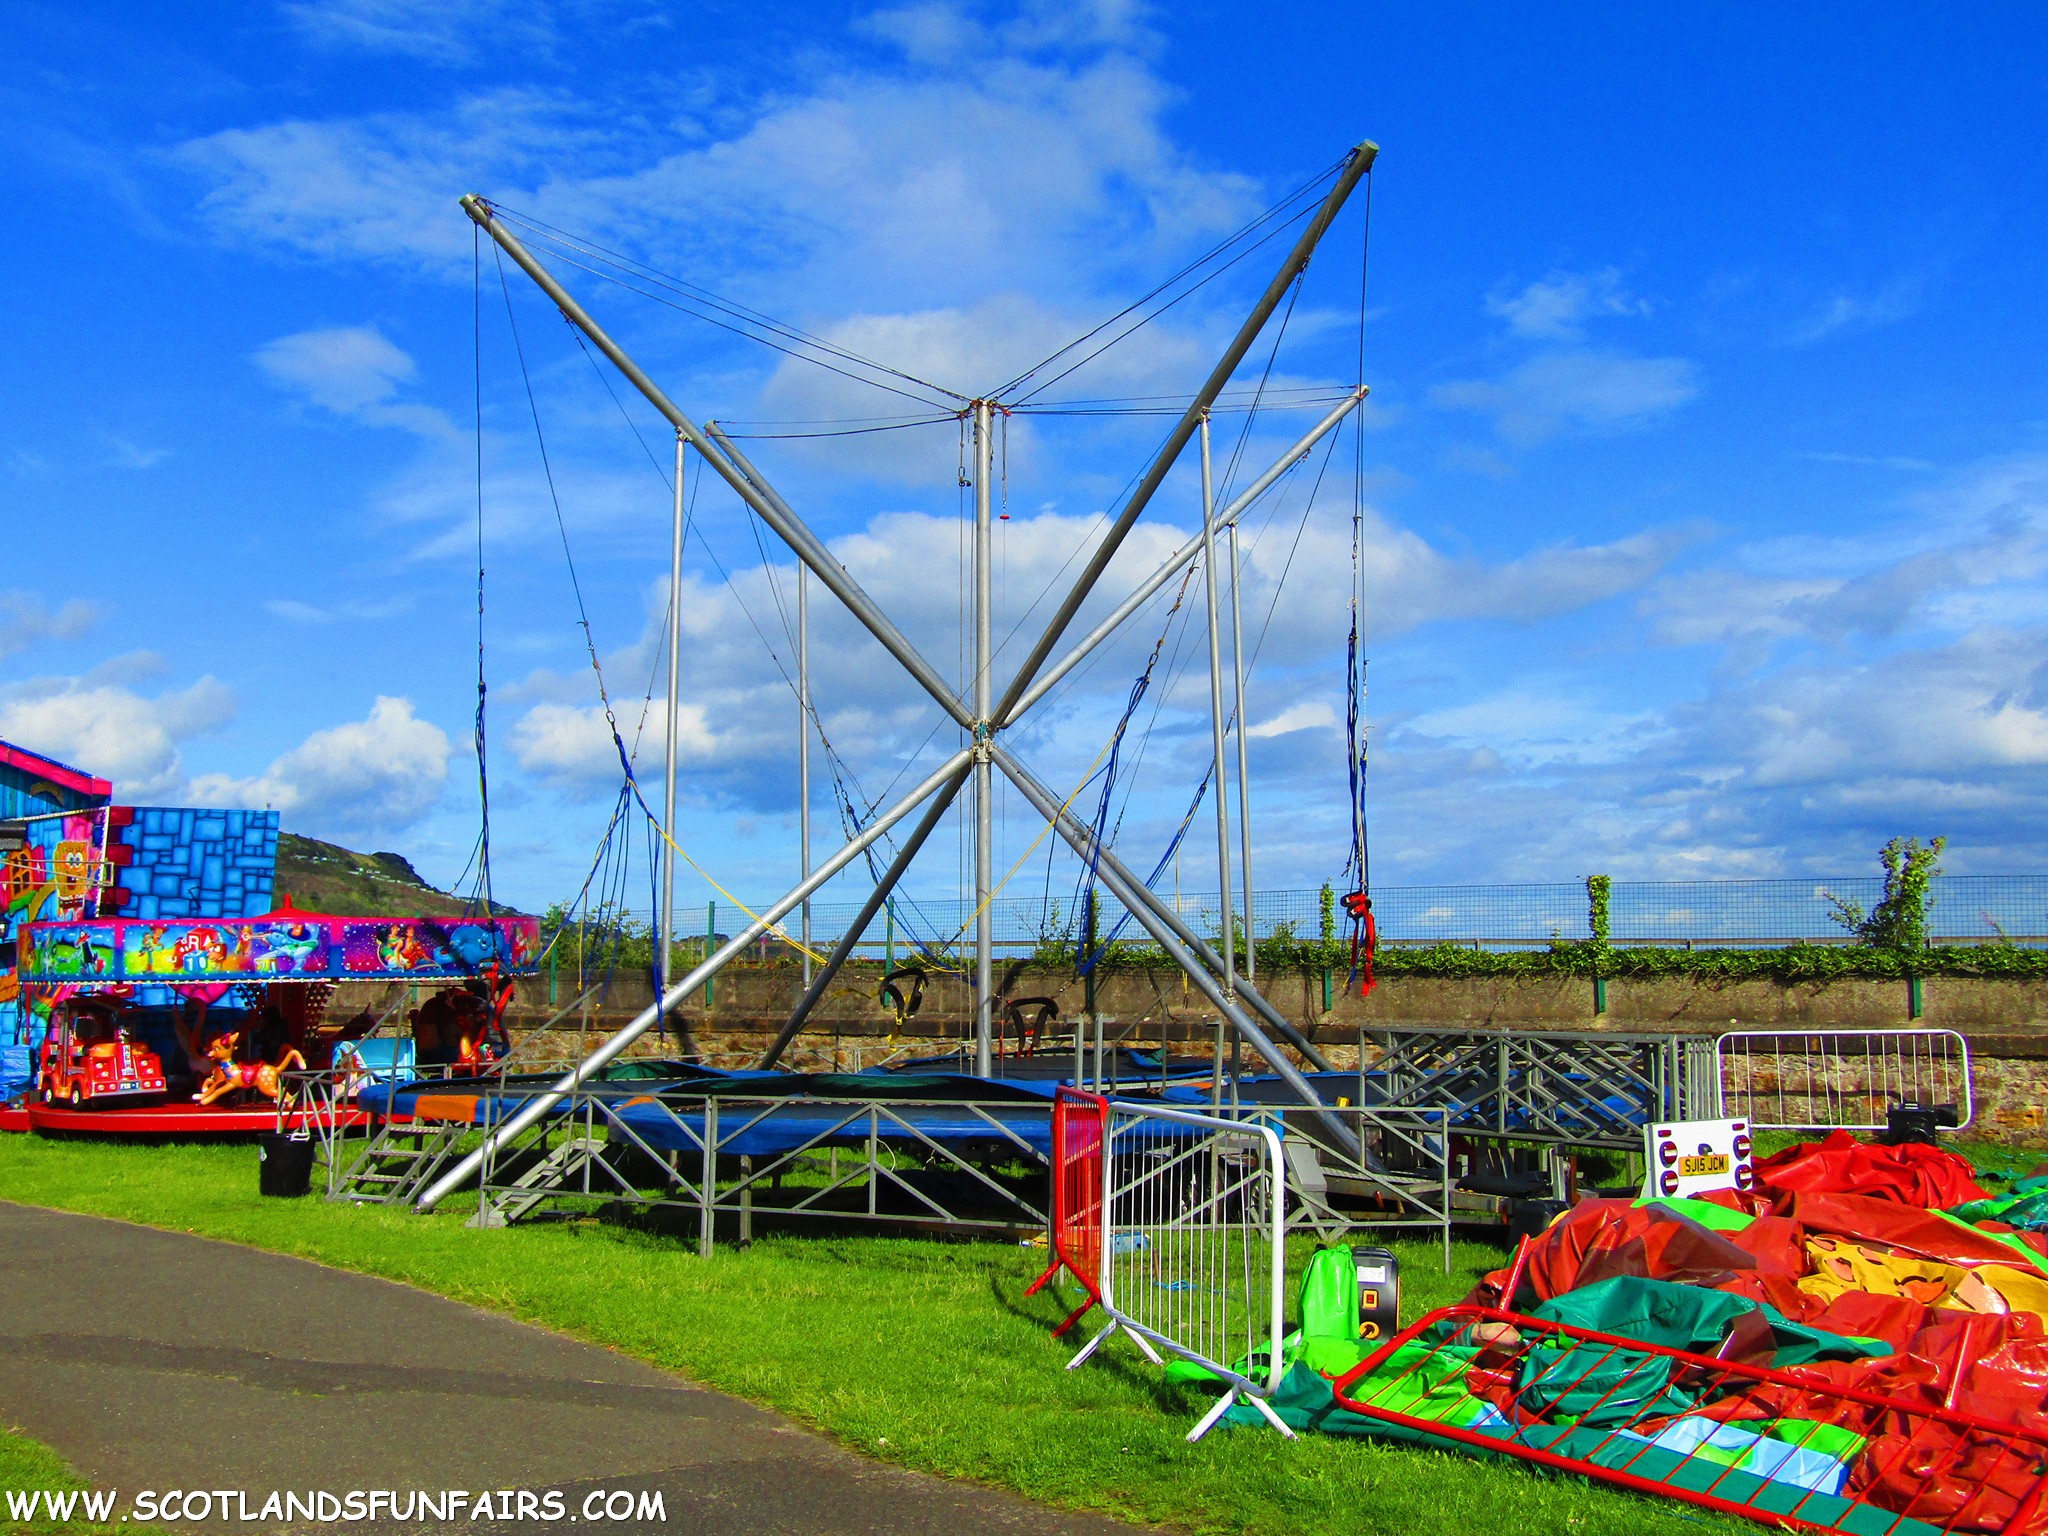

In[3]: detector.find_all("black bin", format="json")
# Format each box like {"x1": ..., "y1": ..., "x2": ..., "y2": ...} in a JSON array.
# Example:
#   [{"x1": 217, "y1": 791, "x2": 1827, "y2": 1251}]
[{"x1": 257, "y1": 1133, "x2": 315, "y2": 1198}]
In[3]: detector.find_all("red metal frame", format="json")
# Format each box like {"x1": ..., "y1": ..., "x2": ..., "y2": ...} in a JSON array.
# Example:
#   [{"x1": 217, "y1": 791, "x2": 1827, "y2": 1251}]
[
  {"x1": 1330, "y1": 1304, "x2": 2048, "y2": 1535},
  {"x1": 1023, "y1": 1087, "x2": 1108, "y2": 1336}
]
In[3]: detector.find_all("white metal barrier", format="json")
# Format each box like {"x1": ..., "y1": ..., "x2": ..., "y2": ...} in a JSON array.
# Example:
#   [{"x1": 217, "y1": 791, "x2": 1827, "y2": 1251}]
[
  {"x1": 1066, "y1": 1099, "x2": 1291, "y2": 1441},
  {"x1": 1716, "y1": 1028, "x2": 1974, "y2": 1131}
]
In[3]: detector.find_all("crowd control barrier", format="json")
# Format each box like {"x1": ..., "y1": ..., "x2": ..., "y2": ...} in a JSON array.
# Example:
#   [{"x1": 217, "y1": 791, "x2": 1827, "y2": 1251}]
[
  {"x1": 1717, "y1": 1029, "x2": 1974, "y2": 1132},
  {"x1": 1022, "y1": 1087, "x2": 1109, "y2": 1335},
  {"x1": 1056, "y1": 1096, "x2": 1292, "y2": 1441}
]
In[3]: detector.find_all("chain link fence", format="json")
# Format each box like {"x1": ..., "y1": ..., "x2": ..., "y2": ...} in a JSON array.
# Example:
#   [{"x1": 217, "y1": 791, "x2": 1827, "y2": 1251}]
[{"x1": 749, "y1": 874, "x2": 2048, "y2": 957}]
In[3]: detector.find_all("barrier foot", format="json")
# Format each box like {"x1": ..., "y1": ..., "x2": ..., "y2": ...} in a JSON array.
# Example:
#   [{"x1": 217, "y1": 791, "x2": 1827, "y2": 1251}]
[
  {"x1": 1247, "y1": 1393, "x2": 1296, "y2": 1439},
  {"x1": 1066, "y1": 1319, "x2": 1117, "y2": 1370},
  {"x1": 1022, "y1": 1258, "x2": 1062, "y2": 1300},
  {"x1": 1186, "y1": 1390, "x2": 1239, "y2": 1443},
  {"x1": 1186, "y1": 1389, "x2": 1294, "y2": 1443},
  {"x1": 1127, "y1": 1330, "x2": 1164, "y2": 1367}
]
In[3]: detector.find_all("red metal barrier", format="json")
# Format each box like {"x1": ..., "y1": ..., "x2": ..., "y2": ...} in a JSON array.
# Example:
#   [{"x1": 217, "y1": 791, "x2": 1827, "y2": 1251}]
[
  {"x1": 1022, "y1": 1087, "x2": 1107, "y2": 1336},
  {"x1": 1329, "y1": 1305, "x2": 2048, "y2": 1535}
]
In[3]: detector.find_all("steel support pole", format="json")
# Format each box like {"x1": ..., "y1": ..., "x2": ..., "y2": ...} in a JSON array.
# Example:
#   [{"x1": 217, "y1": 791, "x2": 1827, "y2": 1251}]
[
  {"x1": 991, "y1": 744, "x2": 1332, "y2": 1072},
  {"x1": 972, "y1": 400, "x2": 995, "y2": 1079},
  {"x1": 996, "y1": 750, "x2": 1359, "y2": 1161},
  {"x1": 798, "y1": 564, "x2": 812, "y2": 988},
  {"x1": 992, "y1": 141, "x2": 1376, "y2": 725},
  {"x1": 759, "y1": 765, "x2": 968, "y2": 1068},
  {"x1": 660, "y1": 431, "x2": 684, "y2": 1037},
  {"x1": 1199, "y1": 415, "x2": 1237, "y2": 1000},
  {"x1": 1228, "y1": 515, "x2": 1255, "y2": 983},
  {"x1": 415, "y1": 748, "x2": 972, "y2": 1211},
  {"x1": 1001, "y1": 388, "x2": 1366, "y2": 726},
  {"x1": 461, "y1": 198, "x2": 971, "y2": 731},
  {"x1": 1199, "y1": 415, "x2": 1235, "y2": 1107}
]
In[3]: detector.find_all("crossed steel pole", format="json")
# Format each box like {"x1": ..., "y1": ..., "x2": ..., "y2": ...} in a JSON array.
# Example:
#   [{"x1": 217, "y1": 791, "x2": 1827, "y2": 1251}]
[{"x1": 425, "y1": 141, "x2": 1376, "y2": 1208}]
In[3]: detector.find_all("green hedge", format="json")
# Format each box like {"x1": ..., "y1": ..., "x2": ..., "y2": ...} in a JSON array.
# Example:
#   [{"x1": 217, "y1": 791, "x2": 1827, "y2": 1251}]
[{"x1": 1027, "y1": 934, "x2": 2048, "y2": 983}]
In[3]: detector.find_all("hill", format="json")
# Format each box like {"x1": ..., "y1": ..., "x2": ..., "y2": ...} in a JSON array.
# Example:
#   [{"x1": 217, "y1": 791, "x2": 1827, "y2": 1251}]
[{"x1": 273, "y1": 833, "x2": 497, "y2": 918}]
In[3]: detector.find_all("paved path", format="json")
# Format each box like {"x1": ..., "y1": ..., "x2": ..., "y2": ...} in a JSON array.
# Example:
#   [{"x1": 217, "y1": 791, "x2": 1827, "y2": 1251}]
[{"x1": 0, "y1": 1202, "x2": 1140, "y2": 1534}]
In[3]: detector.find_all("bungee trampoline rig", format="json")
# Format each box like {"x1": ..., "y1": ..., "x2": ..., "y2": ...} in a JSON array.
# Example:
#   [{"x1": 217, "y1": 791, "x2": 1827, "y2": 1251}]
[{"x1": 245, "y1": 137, "x2": 1736, "y2": 1253}]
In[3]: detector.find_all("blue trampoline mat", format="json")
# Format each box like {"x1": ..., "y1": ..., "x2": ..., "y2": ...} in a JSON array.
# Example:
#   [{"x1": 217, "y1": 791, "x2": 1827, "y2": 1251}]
[{"x1": 604, "y1": 1094, "x2": 1059, "y2": 1158}]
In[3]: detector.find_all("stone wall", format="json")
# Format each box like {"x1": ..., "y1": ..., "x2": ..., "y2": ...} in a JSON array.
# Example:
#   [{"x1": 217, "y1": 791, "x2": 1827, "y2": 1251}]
[{"x1": 482, "y1": 962, "x2": 2048, "y2": 1146}]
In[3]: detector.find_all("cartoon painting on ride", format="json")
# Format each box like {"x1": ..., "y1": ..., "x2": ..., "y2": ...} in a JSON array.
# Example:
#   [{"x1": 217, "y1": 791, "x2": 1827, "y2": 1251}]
[
  {"x1": 2, "y1": 738, "x2": 281, "y2": 1064},
  {"x1": 341, "y1": 917, "x2": 532, "y2": 976},
  {"x1": 17, "y1": 912, "x2": 537, "y2": 985}
]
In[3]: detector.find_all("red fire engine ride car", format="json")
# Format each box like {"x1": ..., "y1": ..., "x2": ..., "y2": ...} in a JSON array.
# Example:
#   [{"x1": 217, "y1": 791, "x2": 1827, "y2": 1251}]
[{"x1": 38, "y1": 996, "x2": 168, "y2": 1108}]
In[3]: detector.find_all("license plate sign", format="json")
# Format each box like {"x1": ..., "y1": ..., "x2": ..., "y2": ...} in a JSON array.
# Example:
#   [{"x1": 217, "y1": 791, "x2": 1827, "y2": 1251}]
[{"x1": 1678, "y1": 1153, "x2": 1730, "y2": 1177}]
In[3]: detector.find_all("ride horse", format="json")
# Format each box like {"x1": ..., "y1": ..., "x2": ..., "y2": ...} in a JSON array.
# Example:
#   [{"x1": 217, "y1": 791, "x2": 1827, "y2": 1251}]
[{"x1": 193, "y1": 1031, "x2": 306, "y2": 1108}]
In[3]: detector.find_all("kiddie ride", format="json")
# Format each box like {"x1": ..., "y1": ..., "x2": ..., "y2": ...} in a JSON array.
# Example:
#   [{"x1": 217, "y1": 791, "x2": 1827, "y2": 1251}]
[{"x1": 7, "y1": 900, "x2": 537, "y2": 1136}]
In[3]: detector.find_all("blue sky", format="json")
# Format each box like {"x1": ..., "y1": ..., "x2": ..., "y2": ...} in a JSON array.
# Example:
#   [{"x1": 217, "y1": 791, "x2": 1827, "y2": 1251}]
[{"x1": 4, "y1": 1, "x2": 2046, "y2": 923}]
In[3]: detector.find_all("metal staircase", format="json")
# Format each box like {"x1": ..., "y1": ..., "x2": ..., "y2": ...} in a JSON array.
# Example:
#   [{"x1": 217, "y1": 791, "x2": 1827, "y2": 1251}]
[
  {"x1": 469, "y1": 1134, "x2": 609, "y2": 1227},
  {"x1": 329, "y1": 1120, "x2": 468, "y2": 1206}
]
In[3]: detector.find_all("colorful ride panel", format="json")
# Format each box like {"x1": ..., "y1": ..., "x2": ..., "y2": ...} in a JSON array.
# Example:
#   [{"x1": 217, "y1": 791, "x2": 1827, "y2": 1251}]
[{"x1": 16, "y1": 909, "x2": 538, "y2": 985}]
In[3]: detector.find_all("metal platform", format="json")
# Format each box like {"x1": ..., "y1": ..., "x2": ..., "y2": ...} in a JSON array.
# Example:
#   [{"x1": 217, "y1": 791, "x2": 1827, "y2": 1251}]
[{"x1": 1358, "y1": 1024, "x2": 1721, "y2": 1149}]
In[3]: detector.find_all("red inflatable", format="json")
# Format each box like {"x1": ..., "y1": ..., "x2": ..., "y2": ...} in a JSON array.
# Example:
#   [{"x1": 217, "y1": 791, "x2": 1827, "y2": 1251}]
[{"x1": 1754, "y1": 1129, "x2": 1987, "y2": 1209}]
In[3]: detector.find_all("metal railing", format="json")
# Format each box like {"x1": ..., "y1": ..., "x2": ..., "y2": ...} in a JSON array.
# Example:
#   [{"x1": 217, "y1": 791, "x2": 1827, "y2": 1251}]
[
  {"x1": 1361, "y1": 1026, "x2": 1722, "y2": 1148},
  {"x1": 1716, "y1": 1029, "x2": 1974, "y2": 1131}
]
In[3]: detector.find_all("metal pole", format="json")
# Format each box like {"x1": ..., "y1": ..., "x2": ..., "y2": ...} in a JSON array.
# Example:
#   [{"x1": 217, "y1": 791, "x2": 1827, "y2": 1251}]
[
  {"x1": 415, "y1": 747, "x2": 972, "y2": 1211},
  {"x1": 996, "y1": 750, "x2": 1360, "y2": 1161},
  {"x1": 798, "y1": 564, "x2": 812, "y2": 989},
  {"x1": 972, "y1": 400, "x2": 995, "y2": 1079},
  {"x1": 1199, "y1": 415, "x2": 1235, "y2": 1109},
  {"x1": 1228, "y1": 515, "x2": 1255, "y2": 983},
  {"x1": 991, "y1": 744, "x2": 1331, "y2": 1071},
  {"x1": 1001, "y1": 388, "x2": 1365, "y2": 726},
  {"x1": 991, "y1": 141, "x2": 1377, "y2": 726},
  {"x1": 460, "y1": 198, "x2": 971, "y2": 730},
  {"x1": 1199, "y1": 415, "x2": 1236, "y2": 1001},
  {"x1": 759, "y1": 766, "x2": 969, "y2": 1067},
  {"x1": 660, "y1": 430, "x2": 684, "y2": 1037}
]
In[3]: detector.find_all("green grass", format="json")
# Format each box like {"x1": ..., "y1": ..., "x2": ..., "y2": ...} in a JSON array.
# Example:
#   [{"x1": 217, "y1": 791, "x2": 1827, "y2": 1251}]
[
  {"x1": 0, "y1": 1135, "x2": 1756, "y2": 1536},
  {"x1": 0, "y1": 1426, "x2": 136, "y2": 1536}
]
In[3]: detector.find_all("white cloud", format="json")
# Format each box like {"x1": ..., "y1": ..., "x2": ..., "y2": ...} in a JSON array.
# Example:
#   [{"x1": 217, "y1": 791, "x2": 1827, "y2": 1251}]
[
  {"x1": 175, "y1": 32, "x2": 1259, "y2": 318},
  {"x1": 1246, "y1": 700, "x2": 1334, "y2": 739},
  {"x1": 0, "y1": 592, "x2": 100, "y2": 660},
  {"x1": 262, "y1": 595, "x2": 415, "y2": 624},
  {"x1": 254, "y1": 325, "x2": 453, "y2": 438},
  {"x1": 1789, "y1": 281, "x2": 1918, "y2": 345},
  {"x1": 101, "y1": 433, "x2": 169, "y2": 470},
  {"x1": 284, "y1": 0, "x2": 554, "y2": 63},
  {"x1": 0, "y1": 676, "x2": 235, "y2": 800},
  {"x1": 189, "y1": 697, "x2": 453, "y2": 836},
  {"x1": 1487, "y1": 268, "x2": 1649, "y2": 341},
  {"x1": 1433, "y1": 352, "x2": 1699, "y2": 446},
  {"x1": 510, "y1": 699, "x2": 718, "y2": 784},
  {"x1": 1646, "y1": 452, "x2": 2048, "y2": 662}
]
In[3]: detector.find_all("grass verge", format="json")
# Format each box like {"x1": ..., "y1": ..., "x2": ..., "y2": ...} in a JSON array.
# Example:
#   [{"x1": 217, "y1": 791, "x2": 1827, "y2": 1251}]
[
  {"x1": 0, "y1": 1134, "x2": 1758, "y2": 1536},
  {"x1": 0, "y1": 1425, "x2": 135, "y2": 1536}
]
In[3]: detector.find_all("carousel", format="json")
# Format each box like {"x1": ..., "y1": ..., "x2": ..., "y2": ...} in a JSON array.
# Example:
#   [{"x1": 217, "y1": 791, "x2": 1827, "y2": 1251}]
[{"x1": 6, "y1": 898, "x2": 537, "y2": 1135}]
